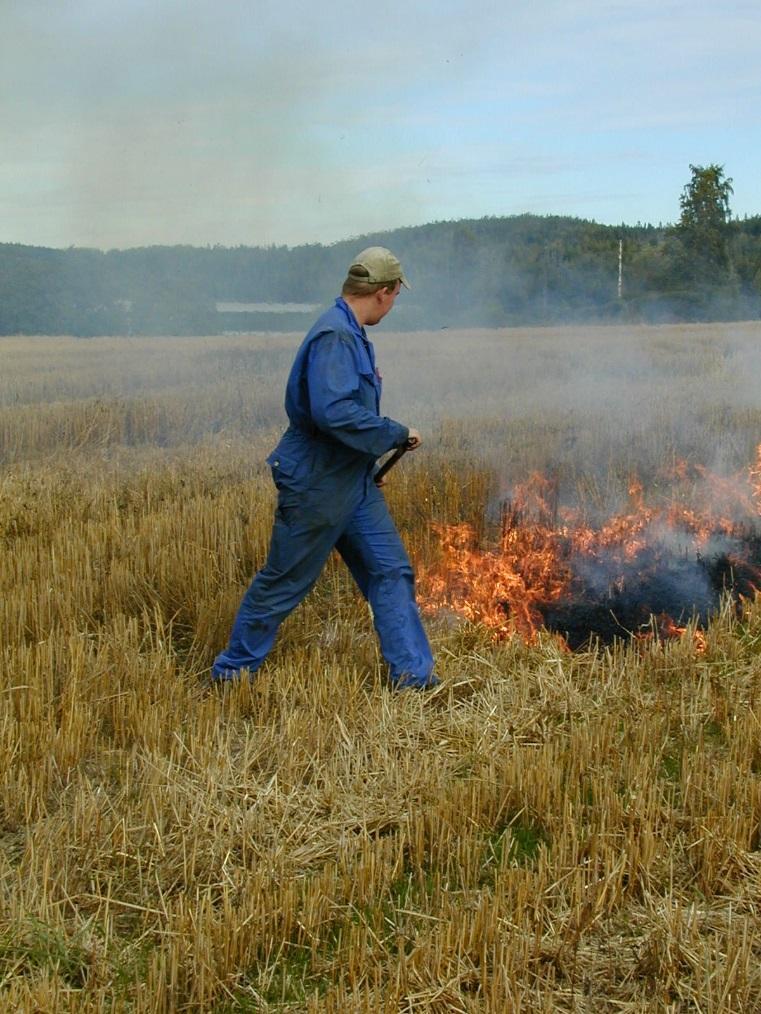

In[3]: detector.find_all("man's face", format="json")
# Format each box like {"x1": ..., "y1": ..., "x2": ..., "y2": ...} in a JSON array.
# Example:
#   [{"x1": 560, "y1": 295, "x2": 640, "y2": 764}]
[{"x1": 367, "y1": 280, "x2": 401, "y2": 326}]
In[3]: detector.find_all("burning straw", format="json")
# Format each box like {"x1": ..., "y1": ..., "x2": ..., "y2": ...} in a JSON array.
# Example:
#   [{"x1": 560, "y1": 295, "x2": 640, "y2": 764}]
[{"x1": 419, "y1": 446, "x2": 761, "y2": 649}]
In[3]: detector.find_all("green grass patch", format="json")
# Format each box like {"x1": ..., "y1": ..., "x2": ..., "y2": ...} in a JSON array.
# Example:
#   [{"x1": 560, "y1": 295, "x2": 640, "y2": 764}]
[
  {"x1": 660, "y1": 750, "x2": 682, "y2": 782},
  {"x1": 0, "y1": 919, "x2": 91, "y2": 989},
  {"x1": 480, "y1": 816, "x2": 549, "y2": 884},
  {"x1": 218, "y1": 944, "x2": 332, "y2": 1011}
]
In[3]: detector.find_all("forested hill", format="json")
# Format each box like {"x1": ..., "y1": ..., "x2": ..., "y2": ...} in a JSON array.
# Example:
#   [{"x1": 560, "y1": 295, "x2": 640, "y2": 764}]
[{"x1": 2, "y1": 211, "x2": 760, "y2": 336}]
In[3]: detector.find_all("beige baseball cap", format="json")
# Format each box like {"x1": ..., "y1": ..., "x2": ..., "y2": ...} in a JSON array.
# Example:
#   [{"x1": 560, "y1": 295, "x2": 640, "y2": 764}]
[{"x1": 347, "y1": 246, "x2": 411, "y2": 289}]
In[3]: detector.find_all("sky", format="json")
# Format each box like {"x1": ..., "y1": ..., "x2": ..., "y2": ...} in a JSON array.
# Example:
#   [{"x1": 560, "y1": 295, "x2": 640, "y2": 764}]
[{"x1": 1, "y1": 0, "x2": 759, "y2": 250}]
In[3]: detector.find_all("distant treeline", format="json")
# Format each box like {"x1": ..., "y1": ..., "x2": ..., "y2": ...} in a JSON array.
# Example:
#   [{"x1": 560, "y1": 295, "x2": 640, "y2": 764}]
[{"x1": 2, "y1": 212, "x2": 760, "y2": 335}]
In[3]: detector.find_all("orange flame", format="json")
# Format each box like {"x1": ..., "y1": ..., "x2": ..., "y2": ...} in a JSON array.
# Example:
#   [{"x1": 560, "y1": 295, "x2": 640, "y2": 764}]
[
  {"x1": 419, "y1": 452, "x2": 761, "y2": 648},
  {"x1": 421, "y1": 518, "x2": 570, "y2": 641}
]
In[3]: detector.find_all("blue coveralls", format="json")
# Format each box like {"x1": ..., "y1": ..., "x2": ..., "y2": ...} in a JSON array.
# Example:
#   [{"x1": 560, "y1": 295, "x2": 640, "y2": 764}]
[{"x1": 212, "y1": 297, "x2": 435, "y2": 686}]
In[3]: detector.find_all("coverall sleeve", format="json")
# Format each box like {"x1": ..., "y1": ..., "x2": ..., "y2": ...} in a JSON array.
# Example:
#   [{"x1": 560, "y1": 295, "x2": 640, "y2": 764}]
[{"x1": 308, "y1": 332, "x2": 409, "y2": 457}]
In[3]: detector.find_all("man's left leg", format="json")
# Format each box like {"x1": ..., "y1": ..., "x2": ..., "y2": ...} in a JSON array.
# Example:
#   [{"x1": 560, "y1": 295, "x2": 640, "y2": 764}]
[{"x1": 336, "y1": 483, "x2": 436, "y2": 686}]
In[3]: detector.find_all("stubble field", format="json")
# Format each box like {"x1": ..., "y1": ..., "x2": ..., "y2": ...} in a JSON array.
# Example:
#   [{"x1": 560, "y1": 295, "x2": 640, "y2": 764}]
[{"x1": 2, "y1": 322, "x2": 761, "y2": 1012}]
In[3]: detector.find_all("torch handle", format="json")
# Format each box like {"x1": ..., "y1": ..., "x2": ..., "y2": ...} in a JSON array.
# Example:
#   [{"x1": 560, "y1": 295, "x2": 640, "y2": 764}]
[{"x1": 374, "y1": 439, "x2": 414, "y2": 485}]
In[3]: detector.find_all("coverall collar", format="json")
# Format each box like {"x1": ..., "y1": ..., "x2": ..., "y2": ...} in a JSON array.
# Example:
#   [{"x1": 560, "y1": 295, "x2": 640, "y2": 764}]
[{"x1": 335, "y1": 297, "x2": 366, "y2": 340}]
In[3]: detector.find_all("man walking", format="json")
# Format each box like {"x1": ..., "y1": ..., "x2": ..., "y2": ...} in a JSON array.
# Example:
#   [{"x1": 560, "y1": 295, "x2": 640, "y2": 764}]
[{"x1": 212, "y1": 247, "x2": 439, "y2": 690}]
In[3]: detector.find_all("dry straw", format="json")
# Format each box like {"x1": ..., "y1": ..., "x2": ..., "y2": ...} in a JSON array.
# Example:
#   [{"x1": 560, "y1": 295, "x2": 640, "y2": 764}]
[{"x1": 1, "y1": 325, "x2": 761, "y2": 1010}]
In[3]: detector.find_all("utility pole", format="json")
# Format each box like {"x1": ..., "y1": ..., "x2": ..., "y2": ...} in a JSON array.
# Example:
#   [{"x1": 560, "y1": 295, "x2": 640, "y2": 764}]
[{"x1": 617, "y1": 239, "x2": 623, "y2": 300}]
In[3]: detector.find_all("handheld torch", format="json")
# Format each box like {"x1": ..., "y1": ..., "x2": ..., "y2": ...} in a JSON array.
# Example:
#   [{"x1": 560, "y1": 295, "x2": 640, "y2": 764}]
[{"x1": 374, "y1": 437, "x2": 416, "y2": 486}]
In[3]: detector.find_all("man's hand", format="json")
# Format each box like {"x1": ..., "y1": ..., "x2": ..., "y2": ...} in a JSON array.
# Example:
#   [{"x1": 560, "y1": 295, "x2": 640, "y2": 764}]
[{"x1": 406, "y1": 428, "x2": 422, "y2": 450}]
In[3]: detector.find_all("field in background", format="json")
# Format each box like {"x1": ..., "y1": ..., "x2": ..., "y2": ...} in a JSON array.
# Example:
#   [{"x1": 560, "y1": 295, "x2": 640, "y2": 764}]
[{"x1": 2, "y1": 323, "x2": 761, "y2": 1011}]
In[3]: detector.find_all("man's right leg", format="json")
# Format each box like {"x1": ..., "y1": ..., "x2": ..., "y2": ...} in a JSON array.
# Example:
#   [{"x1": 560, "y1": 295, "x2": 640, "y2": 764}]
[
  {"x1": 212, "y1": 506, "x2": 341, "y2": 680},
  {"x1": 335, "y1": 484, "x2": 436, "y2": 686}
]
